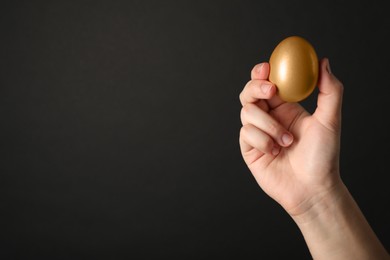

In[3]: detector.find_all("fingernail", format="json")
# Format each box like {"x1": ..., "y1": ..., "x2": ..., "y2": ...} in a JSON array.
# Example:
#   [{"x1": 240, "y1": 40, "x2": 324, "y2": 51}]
[
  {"x1": 282, "y1": 133, "x2": 293, "y2": 146},
  {"x1": 327, "y1": 59, "x2": 332, "y2": 74},
  {"x1": 272, "y1": 145, "x2": 280, "y2": 156},
  {"x1": 261, "y1": 84, "x2": 272, "y2": 94}
]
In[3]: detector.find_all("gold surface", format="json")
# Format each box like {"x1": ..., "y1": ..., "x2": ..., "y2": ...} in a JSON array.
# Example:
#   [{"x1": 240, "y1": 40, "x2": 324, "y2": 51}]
[{"x1": 269, "y1": 36, "x2": 319, "y2": 102}]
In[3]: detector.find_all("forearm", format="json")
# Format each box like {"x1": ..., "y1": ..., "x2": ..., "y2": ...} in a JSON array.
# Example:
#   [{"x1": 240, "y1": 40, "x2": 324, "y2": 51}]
[{"x1": 292, "y1": 182, "x2": 389, "y2": 260}]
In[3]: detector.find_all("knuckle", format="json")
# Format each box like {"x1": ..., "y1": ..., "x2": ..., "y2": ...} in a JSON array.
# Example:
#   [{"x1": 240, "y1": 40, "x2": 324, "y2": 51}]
[
  {"x1": 239, "y1": 81, "x2": 252, "y2": 104},
  {"x1": 240, "y1": 125, "x2": 250, "y2": 137},
  {"x1": 338, "y1": 82, "x2": 344, "y2": 94},
  {"x1": 242, "y1": 103, "x2": 255, "y2": 115},
  {"x1": 246, "y1": 80, "x2": 258, "y2": 92},
  {"x1": 335, "y1": 80, "x2": 344, "y2": 91},
  {"x1": 331, "y1": 77, "x2": 344, "y2": 94},
  {"x1": 240, "y1": 108, "x2": 245, "y2": 123},
  {"x1": 239, "y1": 91, "x2": 245, "y2": 104}
]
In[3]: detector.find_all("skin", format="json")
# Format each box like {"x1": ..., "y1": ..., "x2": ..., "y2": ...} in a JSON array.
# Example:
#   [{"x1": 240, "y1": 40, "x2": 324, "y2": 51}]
[{"x1": 239, "y1": 58, "x2": 389, "y2": 259}]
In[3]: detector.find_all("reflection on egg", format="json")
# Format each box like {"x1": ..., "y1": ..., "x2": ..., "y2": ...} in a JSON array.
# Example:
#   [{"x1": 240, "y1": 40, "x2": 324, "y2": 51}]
[{"x1": 269, "y1": 36, "x2": 319, "y2": 102}]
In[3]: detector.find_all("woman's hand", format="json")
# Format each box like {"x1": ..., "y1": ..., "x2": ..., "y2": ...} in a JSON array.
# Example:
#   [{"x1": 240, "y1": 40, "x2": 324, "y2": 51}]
[
  {"x1": 239, "y1": 58, "x2": 344, "y2": 216},
  {"x1": 239, "y1": 58, "x2": 389, "y2": 259}
]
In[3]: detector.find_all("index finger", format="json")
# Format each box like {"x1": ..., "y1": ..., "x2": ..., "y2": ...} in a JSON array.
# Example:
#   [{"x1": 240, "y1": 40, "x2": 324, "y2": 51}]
[
  {"x1": 239, "y1": 62, "x2": 276, "y2": 106},
  {"x1": 250, "y1": 62, "x2": 285, "y2": 109},
  {"x1": 251, "y1": 62, "x2": 270, "y2": 80},
  {"x1": 239, "y1": 79, "x2": 276, "y2": 106}
]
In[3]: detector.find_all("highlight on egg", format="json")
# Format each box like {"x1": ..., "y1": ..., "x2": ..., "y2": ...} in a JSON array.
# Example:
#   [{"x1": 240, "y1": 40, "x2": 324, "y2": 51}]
[{"x1": 268, "y1": 36, "x2": 319, "y2": 102}]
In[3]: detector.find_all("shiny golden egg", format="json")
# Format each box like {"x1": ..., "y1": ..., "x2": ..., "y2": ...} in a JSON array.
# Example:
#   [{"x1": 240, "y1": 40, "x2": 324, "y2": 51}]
[{"x1": 269, "y1": 36, "x2": 319, "y2": 102}]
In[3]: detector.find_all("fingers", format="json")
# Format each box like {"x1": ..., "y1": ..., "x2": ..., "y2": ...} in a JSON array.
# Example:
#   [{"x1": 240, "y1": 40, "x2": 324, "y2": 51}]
[
  {"x1": 251, "y1": 63, "x2": 270, "y2": 80},
  {"x1": 241, "y1": 62, "x2": 285, "y2": 110},
  {"x1": 240, "y1": 62, "x2": 276, "y2": 106},
  {"x1": 239, "y1": 62, "x2": 293, "y2": 157},
  {"x1": 313, "y1": 58, "x2": 344, "y2": 130},
  {"x1": 240, "y1": 124, "x2": 280, "y2": 156},
  {"x1": 239, "y1": 79, "x2": 276, "y2": 106},
  {"x1": 241, "y1": 103, "x2": 294, "y2": 148}
]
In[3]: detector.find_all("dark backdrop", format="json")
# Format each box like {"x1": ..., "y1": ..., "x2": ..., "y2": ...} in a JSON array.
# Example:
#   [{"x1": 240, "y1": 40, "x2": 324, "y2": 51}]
[{"x1": 1, "y1": 1, "x2": 389, "y2": 259}]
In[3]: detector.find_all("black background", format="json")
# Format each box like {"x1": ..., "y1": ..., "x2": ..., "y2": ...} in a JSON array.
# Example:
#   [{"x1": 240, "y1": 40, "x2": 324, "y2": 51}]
[{"x1": 1, "y1": 1, "x2": 389, "y2": 259}]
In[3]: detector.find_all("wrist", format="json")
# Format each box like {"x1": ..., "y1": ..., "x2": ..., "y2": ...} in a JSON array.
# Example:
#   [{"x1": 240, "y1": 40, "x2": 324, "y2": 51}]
[
  {"x1": 289, "y1": 180, "x2": 390, "y2": 259},
  {"x1": 288, "y1": 179, "x2": 348, "y2": 225}
]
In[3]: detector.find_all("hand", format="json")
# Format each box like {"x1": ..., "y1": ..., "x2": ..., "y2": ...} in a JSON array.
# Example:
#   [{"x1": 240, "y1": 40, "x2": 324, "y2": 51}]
[
  {"x1": 240, "y1": 59, "x2": 389, "y2": 259},
  {"x1": 239, "y1": 58, "x2": 344, "y2": 216}
]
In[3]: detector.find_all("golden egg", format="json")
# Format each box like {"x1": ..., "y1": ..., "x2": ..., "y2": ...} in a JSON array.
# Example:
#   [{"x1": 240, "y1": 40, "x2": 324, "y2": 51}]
[{"x1": 269, "y1": 36, "x2": 319, "y2": 102}]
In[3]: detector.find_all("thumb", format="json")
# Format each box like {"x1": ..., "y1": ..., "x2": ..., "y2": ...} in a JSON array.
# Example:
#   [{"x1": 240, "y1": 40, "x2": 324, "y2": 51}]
[{"x1": 313, "y1": 58, "x2": 344, "y2": 131}]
